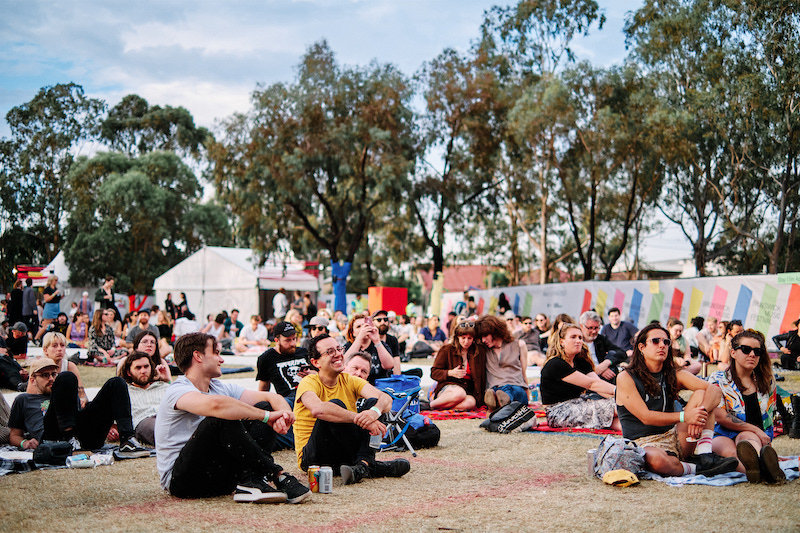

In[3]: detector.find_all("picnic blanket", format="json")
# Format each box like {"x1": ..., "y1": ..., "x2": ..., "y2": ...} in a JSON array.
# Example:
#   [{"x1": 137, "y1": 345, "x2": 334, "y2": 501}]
[
  {"x1": 640, "y1": 457, "x2": 799, "y2": 486},
  {"x1": 221, "y1": 366, "x2": 254, "y2": 375},
  {"x1": 420, "y1": 408, "x2": 488, "y2": 420}
]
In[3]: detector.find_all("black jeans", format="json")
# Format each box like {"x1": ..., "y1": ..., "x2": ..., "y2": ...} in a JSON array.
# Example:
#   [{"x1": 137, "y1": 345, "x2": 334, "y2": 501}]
[
  {"x1": 300, "y1": 398, "x2": 377, "y2": 473},
  {"x1": 42, "y1": 373, "x2": 135, "y2": 450},
  {"x1": 169, "y1": 401, "x2": 283, "y2": 498},
  {"x1": 0, "y1": 355, "x2": 24, "y2": 391}
]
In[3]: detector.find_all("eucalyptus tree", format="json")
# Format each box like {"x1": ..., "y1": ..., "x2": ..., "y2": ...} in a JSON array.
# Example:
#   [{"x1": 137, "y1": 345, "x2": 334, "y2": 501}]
[{"x1": 210, "y1": 41, "x2": 416, "y2": 312}]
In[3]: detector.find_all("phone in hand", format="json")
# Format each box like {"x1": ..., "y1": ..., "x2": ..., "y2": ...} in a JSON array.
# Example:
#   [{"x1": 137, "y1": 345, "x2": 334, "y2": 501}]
[{"x1": 364, "y1": 316, "x2": 373, "y2": 327}]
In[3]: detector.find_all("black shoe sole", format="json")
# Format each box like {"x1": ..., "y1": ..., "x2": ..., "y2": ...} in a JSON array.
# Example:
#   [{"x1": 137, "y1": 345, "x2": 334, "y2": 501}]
[
  {"x1": 693, "y1": 455, "x2": 740, "y2": 477},
  {"x1": 759, "y1": 445, "x2": 786, "y2": 484},
  {"x1": 736, "y1": 441, "x2": 760, "y2": 483}
]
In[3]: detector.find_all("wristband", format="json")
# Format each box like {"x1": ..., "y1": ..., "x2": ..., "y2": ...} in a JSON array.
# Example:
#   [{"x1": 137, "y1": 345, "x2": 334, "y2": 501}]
[
  {"x1": 679, "y1": 411, "x2": 685, "y2": 423},
  {"x1": 262, "y1": 411, "x2": 270, "y2": 424},
  {"x1": 20, "y1": 439, "x2": 27, "y2": 450},
  {"x1": 370, "y1": 406, "x2": 382, "y2": 417}
]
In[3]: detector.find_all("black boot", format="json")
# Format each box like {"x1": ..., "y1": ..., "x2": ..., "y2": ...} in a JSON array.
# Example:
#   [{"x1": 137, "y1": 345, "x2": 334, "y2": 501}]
[
  {"x1": 790, "y1": 395, "x2": 800, "y2": 439},
  {"x1": 776, "y1": 394, "x2": 793, "y2": 436}
]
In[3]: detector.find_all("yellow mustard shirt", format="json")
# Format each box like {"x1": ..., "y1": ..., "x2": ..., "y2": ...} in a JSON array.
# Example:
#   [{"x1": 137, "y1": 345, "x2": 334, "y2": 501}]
[{"x1": 293, "y1": 372, "x2": 367, "y2": 469}]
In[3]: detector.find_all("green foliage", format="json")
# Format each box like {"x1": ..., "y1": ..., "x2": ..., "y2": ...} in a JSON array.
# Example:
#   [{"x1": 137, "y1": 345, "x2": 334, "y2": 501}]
[
  {"x1": 210, "y1": 41, "x2": 417, "y2": 277},
  {"x1": 101, "y1": 94, "x2": 211, "y2": 158},
  {"x1": 63, "y1": 151, "x2": 230, "y2": 293},
  {"x1": 1, "y1": 83, "x2": 105, "y2": 260}
]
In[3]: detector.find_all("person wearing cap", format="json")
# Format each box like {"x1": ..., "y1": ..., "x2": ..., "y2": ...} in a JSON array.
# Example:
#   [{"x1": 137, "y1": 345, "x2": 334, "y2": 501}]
[
  {"x1": 371, "y1": 310, "x2": 401, "y2": 375},
  {"x1": 8, "y1": 357, "x2": 150, "y2": 458},
  {"x1": 300, "y1": 316, "x2": 330, "y2": 350},
  {"x1": 256, "y1": 321, "x2": 313, "y2": 450},
  {"x1": 6, "y1": 322, "x2": 29, "y2": 359},
  {"x1": 123, "y1": 308, "x2": 160, "y2": 350},
  {"x1": 155, "y1": 332, "x2": 310, "y2": 503},
  {"x1": 294, "y1": 333, "x2": 410, "y2": 485}
]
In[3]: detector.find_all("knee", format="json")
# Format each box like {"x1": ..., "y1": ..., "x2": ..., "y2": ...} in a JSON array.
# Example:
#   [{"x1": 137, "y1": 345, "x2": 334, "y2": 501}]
[
  {"x1": 254, "y1": 400, "x2": 273, "y2": 411},
  {"x1": 54, "y1": 371, "x2": 78, "y2": 389},
  {"x1": 704, "y1": 385, "x2": 722, "y2": 406},
  {"x1": 329, "y1": 399, "x2": 347, "y2": 408}
]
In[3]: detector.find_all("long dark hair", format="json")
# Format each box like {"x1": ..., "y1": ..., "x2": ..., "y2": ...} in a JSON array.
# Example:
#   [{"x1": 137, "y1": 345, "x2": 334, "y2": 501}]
[
  {"x1": 133, "y1": 329, "x2": 163, "y2": 368},
  {"x1": 627, "y1": 323, "x2": 679, "y2": 402},
  {"x1": 730, "y1": 330, "x2": 773, "y2": 395}
]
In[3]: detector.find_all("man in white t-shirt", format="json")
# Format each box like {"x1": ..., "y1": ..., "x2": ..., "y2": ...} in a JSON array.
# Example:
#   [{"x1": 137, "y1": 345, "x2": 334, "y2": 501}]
[
  {"x1": 272, "y1": 289, "x2": 288, "y2": 320},
  {"x1": 235, "y1": 315, "x2": 269, "y2": 353},
  {"x1": 121, "y1": 351, "x2": 171, "y2": 446},
  {"x1": 155, "y1": 332, "x2": 310, "y2": 504}
]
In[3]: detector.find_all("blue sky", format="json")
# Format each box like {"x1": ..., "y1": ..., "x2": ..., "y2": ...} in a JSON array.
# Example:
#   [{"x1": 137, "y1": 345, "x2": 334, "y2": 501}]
[{"x1": 1, "y1": 0, "x2": 693, "y2": 263}]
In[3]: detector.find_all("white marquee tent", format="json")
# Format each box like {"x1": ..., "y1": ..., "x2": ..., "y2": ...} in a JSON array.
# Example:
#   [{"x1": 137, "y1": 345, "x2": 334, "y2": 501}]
[{"x1": 153, "y1": 246, "x2": 319, "y2": 321}]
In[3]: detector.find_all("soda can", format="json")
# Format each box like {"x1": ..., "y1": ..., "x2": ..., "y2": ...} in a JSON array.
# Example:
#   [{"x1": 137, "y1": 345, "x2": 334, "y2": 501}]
[
  {"x1": 67, "y1": 454, "x2": 95, "y2": 469},
  {"x1": 319, "y1": 466, "x2": 333, "y2": 494},
  {"x1": 92, "y1": 453, "x2": 114, "y2": 466},
  {"x1": 307, "y1": 466, "x2": 320, "y2": 493},
  {"x1": 587, "y1": 449, "x2": 596, "y2": 477}
]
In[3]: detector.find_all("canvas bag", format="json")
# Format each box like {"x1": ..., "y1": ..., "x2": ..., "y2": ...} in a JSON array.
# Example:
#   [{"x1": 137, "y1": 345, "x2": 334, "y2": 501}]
[{"x1": 593, "y1": 435, "x2": 646, "y2": 478}]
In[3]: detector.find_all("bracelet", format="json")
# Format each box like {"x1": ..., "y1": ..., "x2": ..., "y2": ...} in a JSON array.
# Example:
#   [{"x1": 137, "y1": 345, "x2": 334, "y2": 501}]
[
  {"x1": 19, "y1": 439, "x2": 27, "y2": 450},
  {"x1": 370, "y1": 406, "x2": 382, "y2": 417},
  {"x1": 262, "y1": 411, "x2": 270, "y2": 424},
  {"x1": 679, "y1": 411, "x2": 685, "y2": 423}
]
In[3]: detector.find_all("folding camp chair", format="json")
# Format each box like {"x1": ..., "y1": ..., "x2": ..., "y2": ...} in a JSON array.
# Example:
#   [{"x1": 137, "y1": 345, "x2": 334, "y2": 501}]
[{"x1": 377, "y1": 384, "x2": 421, "y2": 457}]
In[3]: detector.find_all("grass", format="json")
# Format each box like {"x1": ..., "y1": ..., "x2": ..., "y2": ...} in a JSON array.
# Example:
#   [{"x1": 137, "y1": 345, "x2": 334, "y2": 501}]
[{"x1": 2, "y1": 365, "x2": 800, "y2": 532}]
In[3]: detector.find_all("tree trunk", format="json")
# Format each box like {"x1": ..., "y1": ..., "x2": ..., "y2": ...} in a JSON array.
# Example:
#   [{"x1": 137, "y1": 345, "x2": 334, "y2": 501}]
[{"x1": 539, "y1": 188, "x2": 548, "y2": 284}]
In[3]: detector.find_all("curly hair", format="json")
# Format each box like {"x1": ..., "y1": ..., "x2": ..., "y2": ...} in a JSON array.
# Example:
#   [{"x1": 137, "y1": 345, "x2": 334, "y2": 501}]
[
  {"x1": 730, "y1": 330, "x2": 773, "y2": 395},
  {"x1": 475, "y1": 315, "x2": 514, "y2": 345},
  {"x1": 450, "y1": 320, "x2": 476, "y2": 350},
  {"x1": 626, "y1": 323, "x2": 679, "y2": 402},
  {"x1": 545, "y1": 323, "x2": 594, "y2": 371},
  {"x1": 345, "y1": 312, "x2": 369, "y2": 344}
]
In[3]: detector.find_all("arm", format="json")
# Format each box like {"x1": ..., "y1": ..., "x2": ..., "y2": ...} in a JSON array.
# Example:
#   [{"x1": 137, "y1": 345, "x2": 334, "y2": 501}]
[
  {"x1": 561, "y1": 370, "x2": 615, "y2": 398},
  {"x1": 430, "y1": 347, "x2": 457, "y2": 383},
  {"x1": 154, "y1": 362, "x2": 172, "y2": 383},
  {"x1": 374, "y1": 339, "x2": 395, "y2": 371},
  {"x1": 713, "y1": 407, "x2": 771, "y2": 446},
  {"x1": 616, "y1": 371, "x2": 704, "y2": 427},
  {"x1": 773, "y1": 332, "x2": 791, "y2": 354},
  {"x1": 257, "y1": 379, "x2": 271, "y2": 392},
  {"x1": 518, "y1": 340, "x2": 528, "y2": 385},
  {"x1": 240, "y1": 389, "x2": 292, "y2": 413},
  {"x1": 175, "y1": 391, "x2": 290, "y2": 433},
  {"x1": 9, "y1": 427, "x2": 37, "y2": 450}
]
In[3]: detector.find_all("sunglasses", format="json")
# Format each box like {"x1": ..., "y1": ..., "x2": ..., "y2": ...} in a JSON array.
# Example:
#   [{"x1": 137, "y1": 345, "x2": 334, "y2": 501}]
[
  {"x1": 373, "y1": 317, "x2": 388, "y2": 323},
  {"x1": 310, "y1": 325, "x2": 326, "y2": 330},
  {"x1": 733, "y1": 345, "x2": 765, "y2": 356},
  {"x1": 648, "y1": 337, "x2": 671, "y2": 347},
  {"x1": 36, "y1": 371, "x2": 59, "y2": 379},
  {"x1": 522, "y1": 321, "x2": 532, "y2": 325},
  {"x1": 456, "y1": 322, "x2": 475, "y2": 329}
]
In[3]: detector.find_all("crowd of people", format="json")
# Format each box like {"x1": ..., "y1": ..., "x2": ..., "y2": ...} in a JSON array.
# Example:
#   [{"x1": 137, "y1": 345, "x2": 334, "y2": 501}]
[{"x1": 0, "y1": 281, "x2": 798, "y2": 506}]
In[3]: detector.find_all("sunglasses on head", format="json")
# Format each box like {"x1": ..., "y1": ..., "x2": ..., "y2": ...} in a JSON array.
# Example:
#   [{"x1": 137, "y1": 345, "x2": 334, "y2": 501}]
[
  {"x1": 456, "y1": 322, "x2": 475, "y2": 329},
  {"x1": 648, "y1": 337, "x2": 671, "y2": 347},
  {"x1": 733, "y1": 344, "x2": 765, "y2": 356}
]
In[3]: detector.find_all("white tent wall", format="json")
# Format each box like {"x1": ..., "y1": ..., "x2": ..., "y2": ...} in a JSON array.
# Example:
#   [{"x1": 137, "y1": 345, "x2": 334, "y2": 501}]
[{"x1": 153, "y1": 247, "x2": 259, "y2": 323}]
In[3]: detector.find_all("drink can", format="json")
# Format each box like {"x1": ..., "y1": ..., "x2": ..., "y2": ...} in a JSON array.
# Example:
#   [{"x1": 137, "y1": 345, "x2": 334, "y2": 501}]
[
  {"x1": 587, "y1": 449, "x2": 596, "y2": 477},
  {"x1": 319, "y1": 466, "x2": 333, "y2": 493},
  {"x1": 307, "y1": 466, "x2": 320, "y2": 493},
  {"x1": 92, "y1": 453, "x2": 114, "y2": 466},
  {"x1": 67, "y1": 454, "x2": 95, "y2": 469},
  {"x1": 369, "y1": 434, "x2": 382, "y2": 449}
]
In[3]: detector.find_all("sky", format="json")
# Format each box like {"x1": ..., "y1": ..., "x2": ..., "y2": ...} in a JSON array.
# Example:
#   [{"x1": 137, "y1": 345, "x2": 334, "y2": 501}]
[{"x1": 0, "y1": 0, "x2": 694, "y2": 265}]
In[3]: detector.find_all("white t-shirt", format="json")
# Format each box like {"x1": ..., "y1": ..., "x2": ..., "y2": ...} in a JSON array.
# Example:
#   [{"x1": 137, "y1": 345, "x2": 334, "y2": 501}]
[
  {"x1": 272, "y1": 292, "x2": 288, "y2": 318},
  {"x1": 239, "y1": 324, "x2": 268, "y2": 342},
  {"x1": 155, "y1": 376, "x2": 245, "y2": 489}
]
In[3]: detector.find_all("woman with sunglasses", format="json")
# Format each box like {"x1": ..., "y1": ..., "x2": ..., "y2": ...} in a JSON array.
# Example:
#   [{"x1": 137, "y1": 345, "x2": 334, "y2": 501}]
[
  {"x1": 343, "y1": 312, "x2": 395, "y2": 384},
  {"x1": 708, "y1": 330, "x2": 784, "y2": 483},
  {"x1": 540, "y1": 324, "x2": 619, "y2": 429},
  {"x1": 616, "y1": 324, "x2": 739, "y2": 477},
  {"x1": 429, "y1": 321, "x2": 486, "y2": 410}
]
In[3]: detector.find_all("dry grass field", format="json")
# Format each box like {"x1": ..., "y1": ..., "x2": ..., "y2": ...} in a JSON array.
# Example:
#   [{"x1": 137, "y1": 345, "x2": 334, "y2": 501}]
[{"x1": 2, "y1": 365, "x2": 800, "y2": 533}]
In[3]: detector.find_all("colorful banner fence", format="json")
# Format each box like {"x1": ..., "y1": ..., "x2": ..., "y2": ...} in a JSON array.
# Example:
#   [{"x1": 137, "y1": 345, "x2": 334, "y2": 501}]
[{"x1": 440, "y1": 274, "x2": 800, "y2": 339}]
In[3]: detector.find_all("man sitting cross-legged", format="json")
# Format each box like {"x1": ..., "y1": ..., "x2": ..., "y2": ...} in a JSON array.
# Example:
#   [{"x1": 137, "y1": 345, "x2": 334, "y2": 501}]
[
  {"x1": 9, "y1": 358, "x2": 150, "y2": 458},
  {"x1": 155, "y1": 332, "x2": 310, "y2": 504},
  {"x1": 121, "y1": 350, "x2": 171, "y2": 446},
  {"x1": 294, "y1": 334, "x2": 411, "y2": 485},
  {"x1": 616, "y1": 324, "x2": 740, "y2": 477}
]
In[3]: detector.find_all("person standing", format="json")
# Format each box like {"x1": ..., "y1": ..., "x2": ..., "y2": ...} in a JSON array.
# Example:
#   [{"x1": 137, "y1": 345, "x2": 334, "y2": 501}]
[
  {"x1": 9, "y1": 280, "x2": 24, "y2": 329},
  {"x1": 34, "y1": 276, "x2": 61, "y2": 343},
  {"x1": 272, "y1": 289, "x2": 288, "y2": 321}
]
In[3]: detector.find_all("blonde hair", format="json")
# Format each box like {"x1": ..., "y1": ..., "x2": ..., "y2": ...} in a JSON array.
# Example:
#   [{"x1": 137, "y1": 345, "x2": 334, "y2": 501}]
[
  {"x1": 46, "y1": 275, "x2": 58, "y2": 288},
  {"x1": 545, "y1": 323, "x2": 594, "y2": 371},
  {"x1": 42, "y1": 331, "x2": 67, "y2": 354}
]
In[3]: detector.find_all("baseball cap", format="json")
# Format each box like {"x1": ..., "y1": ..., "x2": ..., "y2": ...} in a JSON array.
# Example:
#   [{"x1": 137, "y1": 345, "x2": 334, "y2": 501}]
[
  {"x1": 29, "y1": 358, "x2": 59, "y2": 375},
  {"x1": 273, "y1": 321, "x2": 296, "y2": 337},
  {"x1": 11, "y1": 322, "x2": 28, "y2": 333},
  {"x1": 372, "y1": 310, "x2": 388, "y2": 318},
  {"x1": 309, "y1": 316, "x2": 329, "y2": 327}
]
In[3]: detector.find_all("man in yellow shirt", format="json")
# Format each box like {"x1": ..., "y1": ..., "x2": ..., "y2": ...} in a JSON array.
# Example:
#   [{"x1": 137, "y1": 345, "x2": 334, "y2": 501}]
[{"x1": 293, "y1": 334, "x2": 411, "y2": 485}]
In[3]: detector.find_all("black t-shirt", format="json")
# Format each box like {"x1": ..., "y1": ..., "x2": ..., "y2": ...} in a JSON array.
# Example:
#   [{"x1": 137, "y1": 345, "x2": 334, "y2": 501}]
[
  {"x1": 256, "y1": 347, "x2": 309, "y2": 397},
  {"x1": 382, "y1": 334, "x2": 400, "y2": 358},
  {"x1": 9, "y1": 394, "x2": 49, "y2": 441},
  {"x1": 540, "y1": 357, "x2": 594, "y2": 404},
  {"x1": 43, "y1": 286, "x2": 60, "y2": 304},
  {"x1": 343, "y1": 341, "x2": 392, "y2": 384},
  {"x1": 6, "y1": 335, "x2": 28, "y2": 357}
]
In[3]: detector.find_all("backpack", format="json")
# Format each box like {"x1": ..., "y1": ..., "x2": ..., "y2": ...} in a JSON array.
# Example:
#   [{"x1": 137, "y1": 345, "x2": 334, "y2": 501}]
[
  {"x1": 592, "y1": 435, "x2": 646, "y2": 479},
  {"x1": 479, "y1": 401, "x2": 537, "y2": 434}
]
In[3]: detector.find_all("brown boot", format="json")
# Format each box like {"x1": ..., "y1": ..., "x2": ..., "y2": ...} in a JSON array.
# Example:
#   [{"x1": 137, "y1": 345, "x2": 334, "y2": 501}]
[{"x1": 484, "y1": 389, "x2": 497, "y2": 411}]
